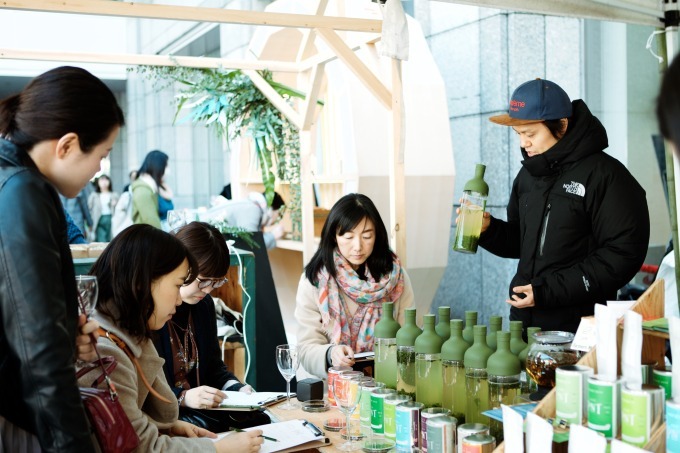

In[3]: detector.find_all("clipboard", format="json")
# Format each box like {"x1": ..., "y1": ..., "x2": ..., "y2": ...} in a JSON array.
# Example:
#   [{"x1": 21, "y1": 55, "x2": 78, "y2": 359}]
[
  {"x1": 244, "y1": 419, "x2": 330, "y2": 453},
  {"x1": 216, "y1": 391, "x2": 298, "y2": 411}
]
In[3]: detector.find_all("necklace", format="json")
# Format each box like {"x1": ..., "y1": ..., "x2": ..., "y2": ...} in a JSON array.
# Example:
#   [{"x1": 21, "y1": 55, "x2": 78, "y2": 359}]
[{"x1": 168, "y1": 312, "x2": 200, "y2": 389}]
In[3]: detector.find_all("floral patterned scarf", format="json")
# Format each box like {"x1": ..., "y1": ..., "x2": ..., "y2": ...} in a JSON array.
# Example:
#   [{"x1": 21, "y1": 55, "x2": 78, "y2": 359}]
[{"x1": 317, "y1": 249, "x2": 405, "y2": 352}]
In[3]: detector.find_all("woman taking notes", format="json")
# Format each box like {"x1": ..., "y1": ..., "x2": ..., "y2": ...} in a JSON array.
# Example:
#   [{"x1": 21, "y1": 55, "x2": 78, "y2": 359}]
[{"x1": 295, "y1": 193, "x2": 414, "y2": 379}]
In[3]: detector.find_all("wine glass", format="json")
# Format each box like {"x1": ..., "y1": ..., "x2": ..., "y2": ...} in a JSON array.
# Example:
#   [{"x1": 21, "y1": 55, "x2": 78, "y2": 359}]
[
  {"x1": 332, "y1": 372, "x2": 363, "y2": 451},
  {"x1": 275, "y1": 344, "x2": 300, "y2": 410},
  {"x1": 75, "y1": 275, "x2": 98, "y2": 317},
  {"x1": 167, "y1": 209, "x2": 188, "y2": 232}
]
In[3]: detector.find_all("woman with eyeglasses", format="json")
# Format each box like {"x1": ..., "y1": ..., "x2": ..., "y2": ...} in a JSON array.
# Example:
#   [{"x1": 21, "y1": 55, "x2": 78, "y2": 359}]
[{"x1": 154, "y1": 221, "x2": 263, "y2": 433}]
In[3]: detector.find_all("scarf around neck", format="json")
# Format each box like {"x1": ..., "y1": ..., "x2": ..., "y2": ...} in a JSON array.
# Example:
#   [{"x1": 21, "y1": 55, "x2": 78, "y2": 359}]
[{"x1": 317, "y1": 249, "x2": 405, "y2": 352}]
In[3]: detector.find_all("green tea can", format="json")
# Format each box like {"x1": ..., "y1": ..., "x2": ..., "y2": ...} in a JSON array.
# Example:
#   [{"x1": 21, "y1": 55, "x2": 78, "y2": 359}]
[
  {"x1": 556, "y1": 365, "x2": 593, "y2": 425},
  {"x1": 456, "y1": 423, "x2": 489, "y2": 453},
  {"x1": 420, "y1": 407, "x2": 452, "y2": 452},
  {"x1": 383, "y1": 394, "x2": 411, "y2": 441},
  {"x1": 395, "y1": 401, "x2": 424, "y2": 452},
  {"x1": 587, "y1": 375, "x2": 622, "y2": 439},
  {"x1": 621, "y1": 384, "x2": 665, "y2": 448},
  {"x1": 666, "y1": 398, "x2": 680, "y2": 453},
  {"x1": 641, "y1": 360, "x2": 657, "y2": 384},
  {"x1": 371, "y1": 388, "x2": 396, "y2": 434},
  {"x1": 426, "y1": 415, "x2": 457, "y2": 453},
  {"x1": 653, "y1": 366, "x2": 672, "y2": 400}
]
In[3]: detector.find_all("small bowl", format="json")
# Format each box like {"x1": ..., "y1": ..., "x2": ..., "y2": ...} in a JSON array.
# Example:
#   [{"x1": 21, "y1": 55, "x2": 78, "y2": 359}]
[
  {"x1": 323, "y1": 418, "x2": 346, "y2": 432},
  {"x1": 362, "y1": 439, "x2": 396, "y2": 453},
  {"x1": 301, "y1": 399, "x2": 330, "y2": 413}
]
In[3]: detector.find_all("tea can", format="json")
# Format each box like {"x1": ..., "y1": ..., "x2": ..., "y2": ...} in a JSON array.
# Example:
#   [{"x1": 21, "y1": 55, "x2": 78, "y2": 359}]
[
  {"x1": 426, "y1": 415, "x2": 457, "y2": 453},
  {"x1": 328, "y1": 366, "x2": 352, "y2": 405},
  {"x1": 456, "y1": 423, "x2": 489, "y2": 453},
  {"x1": 395, "y1": 401, "x2": 424, "y2": 452},
  {"x1": 460, "y1": 433, "x2": 495, "y2": 453},
  {"x1": 383, "y1": 394, "x2": 411, "y2": 441},
  {"x1": 370, "y1": 388, "x2": 396, "y2": 434},
  {"x1": 666, "y1": 398, "x2": 680, "y2": 453},
  {"x1": 556, "y1": 365, "x2": 593, "y2": 425},
  {"x1": 420, "y1": 407, "x2": 452, "y2": 452},
  {"x1": 652, "y1": 366, "x2": 672, "y2": 400},
  {"x1": 587, "y1": 374, "x2": 623, "y2": 439},
  {"x1": 621, "y1": 384, "x2": 664, "y2": 448}
]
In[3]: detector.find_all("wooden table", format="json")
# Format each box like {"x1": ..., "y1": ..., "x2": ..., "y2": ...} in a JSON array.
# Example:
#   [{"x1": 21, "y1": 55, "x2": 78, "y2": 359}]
[{"x1": 266, "y1": 398, "x2": 364, "y2": 453}]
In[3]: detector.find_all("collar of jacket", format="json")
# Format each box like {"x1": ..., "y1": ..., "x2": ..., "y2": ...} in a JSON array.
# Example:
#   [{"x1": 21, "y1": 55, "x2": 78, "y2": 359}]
[
  {"x1": 0, "y1": 137, "x2": 38, "y2": 170},
  {"x1": 520, "y1": 100, "x2": 609, "y2": 177}
]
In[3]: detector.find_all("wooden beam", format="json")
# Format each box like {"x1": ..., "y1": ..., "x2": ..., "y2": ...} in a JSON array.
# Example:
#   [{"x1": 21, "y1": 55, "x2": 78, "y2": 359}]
[
  {"x1": 301, "y1": 63, "x2": 326, "y2": 131},
  {"x1": 388, "y1": 58, "x2": 407, "y2": 263},
  {"x1": 295, "y1": 0, "x2": 329, "y2": 63},
  {"x1": 298, "y1": 35, "x2": 381, "y2": 71},
  {"x1": 0, "y1": 48, "x2": 301, "y2": 72},
  {"x1": 315, "y1": 27, "x2": 391, "y2": 109},
  {"x1": 0, "y1": 0, "x2": 382, "y2": 32},
  {"x1": 242, "y1": 69, "x2": 302, "y2": 130}
]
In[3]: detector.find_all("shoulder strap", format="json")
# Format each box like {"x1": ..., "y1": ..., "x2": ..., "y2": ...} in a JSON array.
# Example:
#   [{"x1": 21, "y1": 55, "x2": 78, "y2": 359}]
[{"x1": 98, "y1": 327, "x2": 173, "y2": 404}]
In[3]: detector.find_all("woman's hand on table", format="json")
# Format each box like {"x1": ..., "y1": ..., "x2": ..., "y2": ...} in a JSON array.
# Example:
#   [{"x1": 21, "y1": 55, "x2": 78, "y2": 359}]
[
  {"x1": 183, "y1": 385, "x2": 227, "y2": 409},
  {"x1": 170, "y1": 420, "x2": 216, "y2": 438},
  {"x1": 216, "y1": 430, "x2": 263, "y2": 453},
  {"x1": 331, "y1": 345, "x2": 355, "y2": 367},
  {"x1": 75, "y1": 314, "x2": 99, "y2": 362}
]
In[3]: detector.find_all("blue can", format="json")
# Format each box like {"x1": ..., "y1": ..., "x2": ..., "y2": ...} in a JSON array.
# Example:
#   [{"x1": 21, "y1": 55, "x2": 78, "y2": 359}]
[
  {"x1": 667, "y1": 399, "x2": 680, "y2": 453},
  {"x1": 396, "y1": 401, "x2": 424, "y2": 452}
]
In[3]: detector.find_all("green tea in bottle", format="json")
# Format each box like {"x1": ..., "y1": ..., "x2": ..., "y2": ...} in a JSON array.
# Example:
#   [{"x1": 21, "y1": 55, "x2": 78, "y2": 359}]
[
  {"x1": 415, "y1": 314, "x2": 444, "y2": 407},
  {"x1": 464, "y1": 325, "x2": 493, "y2": 424},
  {"x1": 374, "y1": 302, "x2": 400, "y2": 389},
  {"x1": 441, "y1": 319, "x2": 470, "y2": 423},
  {"x1": 487, "y1": 331, "x2": 521, "y2": 442},
  {"x1": 396, "y1": 308, "x2": 421, "y2": 400}
]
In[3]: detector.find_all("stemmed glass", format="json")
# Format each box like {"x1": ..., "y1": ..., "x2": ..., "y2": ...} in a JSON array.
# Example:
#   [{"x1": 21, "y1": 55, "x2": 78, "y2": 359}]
[
  {"x1": 333, "y1": 372, "x2": 363, "y2": 451},
  {"x1": 275, "y1": 344, "x2": 300, "y2": 410},
  {"x1": 75, "y1": 275, "x2": 98, "y2": 317}
]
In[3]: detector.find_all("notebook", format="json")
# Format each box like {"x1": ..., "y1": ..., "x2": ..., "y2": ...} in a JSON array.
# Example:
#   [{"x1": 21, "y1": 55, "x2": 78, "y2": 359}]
[
  {"x1": 216, "y1": 391, "x2": 297, "y2": 411},
  {"x1": 215, "y1": 419, "x2": 330, "y2": 453}
]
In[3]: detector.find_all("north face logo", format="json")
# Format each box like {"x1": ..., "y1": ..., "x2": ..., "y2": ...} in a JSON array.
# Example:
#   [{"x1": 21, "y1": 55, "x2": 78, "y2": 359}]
[{"x1": 563, "y1": 181, "x2": 585, "y2": 197}]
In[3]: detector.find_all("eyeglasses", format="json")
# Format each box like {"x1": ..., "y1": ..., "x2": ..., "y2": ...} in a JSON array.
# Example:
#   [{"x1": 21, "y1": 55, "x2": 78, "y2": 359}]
[{"x1": 195, "y1": 276, "x2": 228, "y2": 290}]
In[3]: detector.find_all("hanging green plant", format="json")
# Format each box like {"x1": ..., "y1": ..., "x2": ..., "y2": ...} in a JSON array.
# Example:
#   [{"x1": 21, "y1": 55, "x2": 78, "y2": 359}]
[{"x1": 133, "y1": 65, "x2": 317, "y2": 207}]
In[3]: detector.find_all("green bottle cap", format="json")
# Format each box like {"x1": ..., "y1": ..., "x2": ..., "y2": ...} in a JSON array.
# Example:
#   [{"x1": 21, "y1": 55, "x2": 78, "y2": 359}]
[
  {"x1": 518, "y1": 327, "x2": 541, "y2": 365},
  {"x1": 415, "y1": 314, "x2": 443, "y2": 354},
  {"x1": 509, "y1": 321, "x2": 528, "y2": 355},
  {"x1": 462, "y1": 311, "x2": 478, "y2": 344},
  {"x1": 396, "y1": 308, "x2": 422, "y2": 347},
  {"x1": 463, "y1": 325, "x2": 493, "y2": 369},
  {"x1": 441, "y1": 319, "x2": 470, "y2": 361},
  {"x1": 435, "y1": 306, "x2": 451, "y2": 341},
  {"x1": 487, "y1": 331, "x2": 521, "y2": 376},
  {"x1": 375, "y1": 302, "x2": 401, "y2": 339},
  {"x1": 463, "y1": 163, "x2": 489, "y2": 196},
  {"x1": 486, "y1": 316, "x2": 503, "y2": 350}
]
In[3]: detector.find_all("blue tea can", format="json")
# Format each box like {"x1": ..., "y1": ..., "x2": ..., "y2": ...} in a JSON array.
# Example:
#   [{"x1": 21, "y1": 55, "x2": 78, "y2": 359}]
[
  {"x1": 426, "y1": 415, "x2": 457, "y2": 453},
  {"x1": 396, "y1": 401, "x2": 424, "y2": 452},
  {"x1": 667, "y1": 399, "x2": 680, "y2": 453}
]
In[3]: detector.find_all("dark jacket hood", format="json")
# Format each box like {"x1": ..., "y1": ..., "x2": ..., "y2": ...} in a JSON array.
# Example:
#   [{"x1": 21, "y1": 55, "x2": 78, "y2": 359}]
[{"x1": 520, "y1": 100, "x2": 608, "y2": 177}]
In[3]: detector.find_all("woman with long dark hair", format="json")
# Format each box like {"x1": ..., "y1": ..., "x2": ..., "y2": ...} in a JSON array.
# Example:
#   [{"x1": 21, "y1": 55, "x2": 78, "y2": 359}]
[
  {"x1": 132, "y1": 149, "x2": 169, "y2": 228},
  {"x1": 295, "y1": 193, "x2": 414, "y2": 379},
  {"x1": 0, "y1": 66, "x2": 124, "y2": 451},
  {"x1": 82, "y1": 225, "x2": 262, "y2": 452}
]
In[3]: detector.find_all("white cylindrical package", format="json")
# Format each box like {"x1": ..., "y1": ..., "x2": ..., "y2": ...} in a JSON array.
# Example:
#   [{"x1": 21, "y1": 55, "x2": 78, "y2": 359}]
[
  {"x1": 595, "y1": 304, "x2": 617, "y2": 382},
  {"x1": 622, "y1": 311, "x2": 643, "y2": 390}
]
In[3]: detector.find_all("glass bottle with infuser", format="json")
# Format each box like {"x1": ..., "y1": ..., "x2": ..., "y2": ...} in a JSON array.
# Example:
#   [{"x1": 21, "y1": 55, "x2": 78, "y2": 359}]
[
  {"x1": 462, "y1": 310, "x2": 477, "y2": 344},
  {"x1": 415, "y1": 314, "x2": 444, "y2": 407},
  {"x1": 396, "y1": 308, "x2": 421, "y2": 400},
  {"x1": 487, "y1": 331, "x2": 521, "y2": 442},
  {"x1": 486, "y1": 315, "x2": 502, "y2": 351},
  {"x1": 518, "y1": 327, "x2": 541, "y2": 394},
  {"x1": 442, "y1": 319, "x2": 471, "y2": 424},
  {"x1": 435, "y1": 306, "x2": 451, "y2": 341},
  {"x1": 374, "y1": 301, "x2": 401, "y2": 389},
  {"x1": 464, "y1": 325, "x2": 494, "y2": 424},
  {"x1": 453, "y1": 163, "x2": 489, "y2": 254}
]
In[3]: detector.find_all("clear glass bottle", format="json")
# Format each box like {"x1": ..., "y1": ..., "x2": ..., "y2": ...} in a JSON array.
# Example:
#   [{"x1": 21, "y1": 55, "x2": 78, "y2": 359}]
[
  {"x1": 464, "y1": 325, "x2": 493, "y2": 424},
  {"x1": 487, "y1": 331, "x2": 521, "y2": 443},
  {"x1": 396, "y1": 308, "x2": 421, "y2": 400},
  {"x1": 415, "y1": 314, "x2": 444, "y2": 408},
  {"x1": 462, "y1": 311, "x2": 477, "y2": 344},
  {"x1": 374, "y1": 302, "x2": 401, "y2": 389},
  {"x1": 525, "y1": 331, "x2": 578, "y2": 391},
  {"x1": 486, "y1": 315, "x2": 503, "y2": 351},
  {"x1": 435, "y1": 306, "x2": 451, "y2": 341},
  {"x1": 453, "y1": 163, "x2": 489, "y2": 254},
  {"x1": 441, "y1": 319, "x2": 470, "y2": 424},
  {"x1": 518, "y1": 327, "x2": 541, "y2": 394}
]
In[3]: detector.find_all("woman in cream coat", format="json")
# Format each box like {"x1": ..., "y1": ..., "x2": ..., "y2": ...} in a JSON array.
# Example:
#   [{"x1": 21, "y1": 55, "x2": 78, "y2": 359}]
[
  {"x1": 79, "y1": 225, "x2": 262, "y2": 452},
  {"x1": 295, "y1": 194, "x2": 414, "y2": 380}
]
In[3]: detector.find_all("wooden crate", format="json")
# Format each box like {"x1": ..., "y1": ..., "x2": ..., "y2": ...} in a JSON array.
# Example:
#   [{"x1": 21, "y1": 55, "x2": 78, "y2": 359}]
[{"x1": 494, "y1": 279, "x2": 667, "y2": 452}]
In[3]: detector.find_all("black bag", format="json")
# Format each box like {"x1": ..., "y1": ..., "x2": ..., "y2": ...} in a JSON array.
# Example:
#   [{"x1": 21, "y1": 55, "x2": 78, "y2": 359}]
[{"x1": 178, "y1": 407, "x2": 270, "y2": 432}]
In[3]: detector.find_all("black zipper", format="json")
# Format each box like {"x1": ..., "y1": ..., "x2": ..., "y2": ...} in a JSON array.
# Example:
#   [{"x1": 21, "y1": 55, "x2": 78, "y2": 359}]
[{"x1": 539, "y1": 204, "x2": 551, "y2": 256}]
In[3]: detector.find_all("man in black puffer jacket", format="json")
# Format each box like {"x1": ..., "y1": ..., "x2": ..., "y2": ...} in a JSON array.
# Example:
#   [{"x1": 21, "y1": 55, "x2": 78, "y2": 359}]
[{"x1": 478, "y1": 79, "x2": 650, "y2": 333}]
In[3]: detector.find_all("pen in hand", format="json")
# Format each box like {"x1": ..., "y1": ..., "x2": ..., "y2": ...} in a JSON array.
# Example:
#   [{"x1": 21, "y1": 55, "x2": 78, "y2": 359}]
[{"x1": 233, "y1": 428, "x2": 279, "y2": 442}]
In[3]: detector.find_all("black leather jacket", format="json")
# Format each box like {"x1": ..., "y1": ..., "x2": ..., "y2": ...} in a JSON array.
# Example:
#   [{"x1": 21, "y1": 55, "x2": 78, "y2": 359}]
[{"x1": 0, "y1": 139, "x2": 95, "y2": 452}]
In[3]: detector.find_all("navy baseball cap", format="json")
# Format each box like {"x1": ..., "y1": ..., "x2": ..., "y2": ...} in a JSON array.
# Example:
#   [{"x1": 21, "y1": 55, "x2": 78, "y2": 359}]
[{"x1": 489, "y1": 79, "x2": 572, "y2": 126}]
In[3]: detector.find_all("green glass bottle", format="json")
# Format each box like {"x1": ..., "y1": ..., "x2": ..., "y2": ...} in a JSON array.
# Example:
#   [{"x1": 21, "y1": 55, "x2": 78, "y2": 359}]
[
  {"x1": 415, "y1": 314, "x2": 444, "y2": 408},
  {"x1": 462, "y1": 311, "x2": 478, "y2": 344},
  {"x1": 486, "y1": 316, "x2": 503, "y2": 351},
  {"x1": 374, "y1": 302, "x2": 401, "y2": 389},
  {"x1": 442, "y1": 319, "x2": 471, "y2": 424},
  {"x1": 453, "y1": 163, "x2": 489, "y2": 254},
  {"x1": 518, "y1": 327, "x2": 541, "y2": 393},
  {"x1": 487, "y1": 331, "x2": 521, "y2": 442},
  {"x1": 396, "y1": 308, "x2": 421, "y2": 400},
  {"x1": 464, "y1": 325, "x2": 494, "y2": 424},
  {"x1": 509, "y1": 321, "x2": 528, "y2": 356},
  {"x1": 435, "y1": 306, "x2": 451, "y2": 341}
]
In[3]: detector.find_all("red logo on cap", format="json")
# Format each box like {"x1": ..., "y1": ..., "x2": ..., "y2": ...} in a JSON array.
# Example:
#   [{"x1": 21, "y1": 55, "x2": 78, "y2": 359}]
[{"x1": 509, "y1": 99, "x2": 525, "y2": 112}]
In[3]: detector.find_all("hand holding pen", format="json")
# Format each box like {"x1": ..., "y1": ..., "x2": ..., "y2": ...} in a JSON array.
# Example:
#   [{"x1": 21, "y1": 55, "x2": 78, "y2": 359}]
[
  {"x1": 330, "y1": 345, "x2": 355, "y2": 367},
  {"x1": 234, "y1": 428, "x2": 279, "y2": 442}
]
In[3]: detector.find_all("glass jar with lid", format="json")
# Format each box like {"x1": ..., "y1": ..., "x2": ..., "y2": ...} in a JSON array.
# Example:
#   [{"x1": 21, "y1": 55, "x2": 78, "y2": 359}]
[{"x1": 525, "y1": 331, "x2": 579, "y2": 392}]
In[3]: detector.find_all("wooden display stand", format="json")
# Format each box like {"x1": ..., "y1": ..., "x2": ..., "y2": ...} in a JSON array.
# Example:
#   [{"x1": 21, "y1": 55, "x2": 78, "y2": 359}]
[{"x1": 494, "y1": 279, "x2": 667, "y2": 452}]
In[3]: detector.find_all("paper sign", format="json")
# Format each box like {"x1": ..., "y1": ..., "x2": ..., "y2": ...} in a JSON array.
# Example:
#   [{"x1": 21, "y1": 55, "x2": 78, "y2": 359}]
[
  {"x1": 525, "y1": 412, "x2": 552, "y2": 453},
  {"x1": 502, "y1": 404, "x2": 524, "y2": 453},
  {"x1": 607, "y1": 300, "x2": 636, "y2": 321},
  {"x1": 610, "y1": 438, "x2": 649, "y2": 453},
  {"x1": 568, "y1": 424, "x2": 606, "y2": 453},
  {"x1": 571, "y1": 316, "x2": 596, "y2": 352}
]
